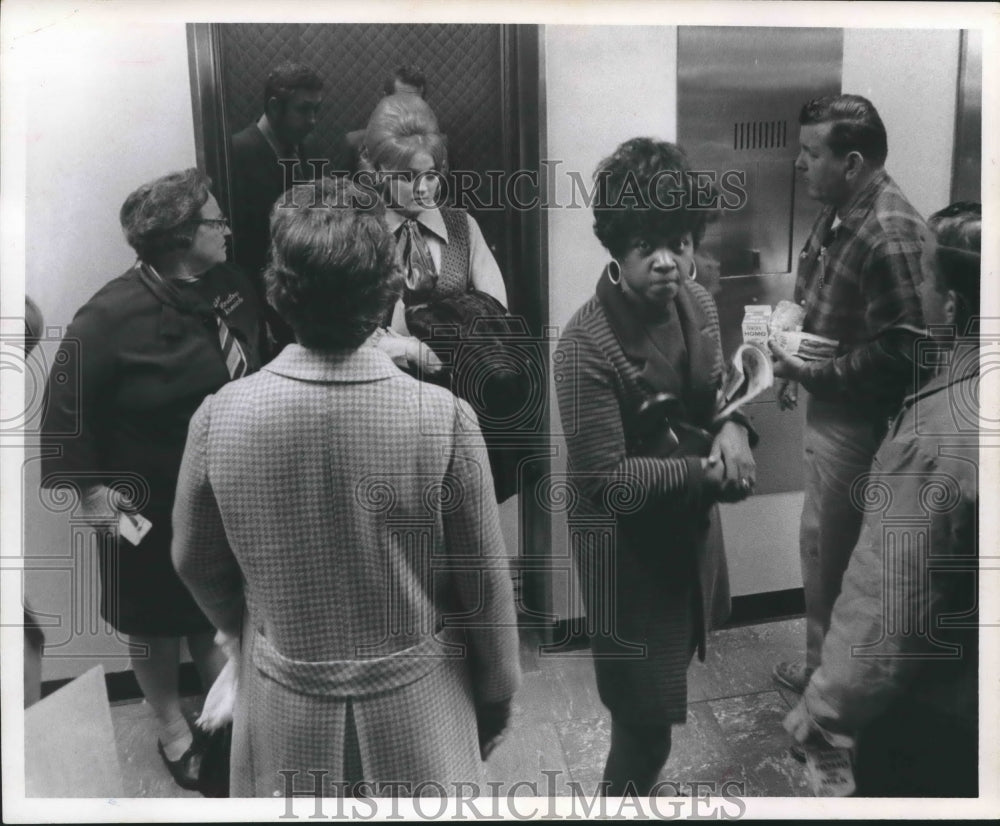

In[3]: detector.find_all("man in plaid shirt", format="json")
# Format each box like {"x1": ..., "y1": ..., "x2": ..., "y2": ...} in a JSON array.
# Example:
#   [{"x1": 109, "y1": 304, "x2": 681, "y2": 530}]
[{"x1": 768, "y1": 94, "x2": 925, "y2": 697}]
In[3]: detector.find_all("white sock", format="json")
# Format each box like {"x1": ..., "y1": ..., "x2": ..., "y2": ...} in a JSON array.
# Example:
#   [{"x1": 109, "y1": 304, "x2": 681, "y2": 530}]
[{"x1": 159, "y1": 715, "x2": 193, "y2": 761}]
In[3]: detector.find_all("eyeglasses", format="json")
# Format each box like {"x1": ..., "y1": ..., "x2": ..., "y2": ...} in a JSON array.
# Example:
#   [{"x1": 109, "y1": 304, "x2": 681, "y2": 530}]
[{"x1": 195, "y1": 218, "x2": 230, "y2": 230}]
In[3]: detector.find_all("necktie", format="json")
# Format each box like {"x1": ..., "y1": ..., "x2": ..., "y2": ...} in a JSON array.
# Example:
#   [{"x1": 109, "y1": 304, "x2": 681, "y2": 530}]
[
  {"x1": 397, "y1": 219, "x2": 438, "y2": 295},
  {"x1": 217, "y1": 314, "x2": 248, "y2": 379}
]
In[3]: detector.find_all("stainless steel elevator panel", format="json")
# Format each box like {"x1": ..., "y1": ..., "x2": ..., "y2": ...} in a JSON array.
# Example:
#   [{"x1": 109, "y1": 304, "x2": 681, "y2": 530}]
[
  {"x1": 678, "y1": 27, "x2": 843, "y2": 278},
  {"x1": 952, "y1": 29, "x2": 982, "y2": 203},
  {"x1": 678, "y1": 27, "x2": 843, "y2": 506}
]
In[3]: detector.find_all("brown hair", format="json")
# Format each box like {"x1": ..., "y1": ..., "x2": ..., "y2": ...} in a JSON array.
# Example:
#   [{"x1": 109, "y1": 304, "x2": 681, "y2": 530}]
[
  {"x1": 119, "y1": 168, "x2": 212, "y2": 263},
  {"x1": 928, "y1": 201, "x2": 981, "y2": 322},
  {"x1": 799, "y1": 94, "x2": 888, "y2": 166},
  {"x1": 265, "y1": 177, "x2": 401, "y2": 351}
]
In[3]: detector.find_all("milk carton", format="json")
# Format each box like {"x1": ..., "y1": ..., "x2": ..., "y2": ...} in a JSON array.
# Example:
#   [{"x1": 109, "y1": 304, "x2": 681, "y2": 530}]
[{"x1": 741, "y1": 305, "x2": 772, "y2": 351}]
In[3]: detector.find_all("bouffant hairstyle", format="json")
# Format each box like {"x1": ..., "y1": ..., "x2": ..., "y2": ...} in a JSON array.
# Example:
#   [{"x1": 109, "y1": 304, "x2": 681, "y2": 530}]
[
  {"x1": 119, "y1": 168, "x2": 211, "y2": 263},
  {"x1": 927, "y1": 201, "x2": 981, "y2": 322},
  {"x1": 799, "y1": 94, "x2": 888, "y2": 167},
  {"x1": 592, "y1": 137, "x2": 708, "y2": 260},
  {"x1": 365, "y1": 93, "x2": 447, "y2": 174},
  {"x1": 265, "y1": 177, "x2": 402, "y2": 351}
]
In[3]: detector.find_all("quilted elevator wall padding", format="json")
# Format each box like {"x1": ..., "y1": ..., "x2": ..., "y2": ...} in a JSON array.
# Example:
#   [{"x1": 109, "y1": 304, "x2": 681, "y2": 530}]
[{"x1": 216, "y1": 23, "x2": 512, "y2": 277}]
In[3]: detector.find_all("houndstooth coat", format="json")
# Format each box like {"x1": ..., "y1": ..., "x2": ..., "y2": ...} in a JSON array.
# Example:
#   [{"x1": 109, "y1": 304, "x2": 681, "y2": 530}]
[{"x1": 172, "y1": 344, "x2": 521, "y2": 797}]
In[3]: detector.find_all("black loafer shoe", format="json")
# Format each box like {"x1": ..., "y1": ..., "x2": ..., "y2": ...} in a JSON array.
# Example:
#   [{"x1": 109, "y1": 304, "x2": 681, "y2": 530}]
[{"x1": 158, "y1": 738, "x2": 204, "y2": 791}]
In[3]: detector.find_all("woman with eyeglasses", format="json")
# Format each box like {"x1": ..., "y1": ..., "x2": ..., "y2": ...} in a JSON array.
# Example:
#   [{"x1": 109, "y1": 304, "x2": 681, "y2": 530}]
[{"x1": 40, "y1": 168, "x2": 262, "y2": 792}]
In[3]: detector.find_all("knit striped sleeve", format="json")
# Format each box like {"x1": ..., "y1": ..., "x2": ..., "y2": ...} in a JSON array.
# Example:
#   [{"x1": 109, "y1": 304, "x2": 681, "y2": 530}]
[{"x1": 554, "y1": 312, "x2": 703, "y2": 514}]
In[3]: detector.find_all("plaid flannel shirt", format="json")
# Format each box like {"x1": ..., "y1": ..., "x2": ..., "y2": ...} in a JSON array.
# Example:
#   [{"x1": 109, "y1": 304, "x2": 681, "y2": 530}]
[{"x1": 793, "y1": 169, "x2": 925, "y2": 410}]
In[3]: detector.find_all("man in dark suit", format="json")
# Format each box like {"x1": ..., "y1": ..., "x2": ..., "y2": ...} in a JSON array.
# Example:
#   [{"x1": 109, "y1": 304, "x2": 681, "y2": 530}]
[
  {"x1": 230, "y1": 61, "x2": 326, "y2": 354},
  {"x1": 339, "y1": 65, "x2": 427, "y2": 175}
]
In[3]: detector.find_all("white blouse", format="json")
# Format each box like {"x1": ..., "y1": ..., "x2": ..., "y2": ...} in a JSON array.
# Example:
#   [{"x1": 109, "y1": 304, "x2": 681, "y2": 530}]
[{"x1": 384, "y1": 208, "x2": 508, "y2": 333}]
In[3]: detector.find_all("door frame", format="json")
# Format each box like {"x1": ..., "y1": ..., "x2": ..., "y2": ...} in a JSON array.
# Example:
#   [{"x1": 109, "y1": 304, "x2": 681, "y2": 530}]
[{"x1": 186, "y1": 23, "x2": 552, "y2": 621}]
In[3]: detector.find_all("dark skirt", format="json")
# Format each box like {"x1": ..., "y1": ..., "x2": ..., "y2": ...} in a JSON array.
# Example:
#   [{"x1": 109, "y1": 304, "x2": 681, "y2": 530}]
[
  {"x1": 96, "y1": 496, "x2": 213, "y2": 637},
  {"x1": 572, "y1": 508, "x2": 716, "y2": 726}
]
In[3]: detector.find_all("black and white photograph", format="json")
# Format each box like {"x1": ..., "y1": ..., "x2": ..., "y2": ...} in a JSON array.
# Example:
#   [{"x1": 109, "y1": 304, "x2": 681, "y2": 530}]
[{"x1": 2, "y1": 0, "x2": 997, "y2": 820}]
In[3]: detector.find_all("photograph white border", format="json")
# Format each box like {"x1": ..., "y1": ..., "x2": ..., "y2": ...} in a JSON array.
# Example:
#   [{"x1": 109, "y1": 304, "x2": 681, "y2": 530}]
[{"x1": 2, "y1": 0, "x2": 997, "y2": 821}]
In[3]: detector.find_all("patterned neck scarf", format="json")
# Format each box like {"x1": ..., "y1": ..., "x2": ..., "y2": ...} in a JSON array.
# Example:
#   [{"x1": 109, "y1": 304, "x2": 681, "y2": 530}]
[
  {"x1": 395, "y1": 219, "x2": 438, "y2": 296},
  {"x1": 137, "y1": 262, "x2": 248, "y2": 379}
]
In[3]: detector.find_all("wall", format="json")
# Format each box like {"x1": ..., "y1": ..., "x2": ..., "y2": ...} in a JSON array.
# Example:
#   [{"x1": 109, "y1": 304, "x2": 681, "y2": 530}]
[
  {"x1": 19, "y1": 22, "x2": 196, "y2": 680},
  {"x1": 545, "y1": 26, "x2": 678, "y2": 331},
  {"x1": 843, "y1": 29, "x2": 960, "y2": 220},
  {"x1": 544, "y1": 25, "x2": 677, "y2": 618},
  {"x1": 543, "y1": 26, "x2": 964, "y2": 616}
]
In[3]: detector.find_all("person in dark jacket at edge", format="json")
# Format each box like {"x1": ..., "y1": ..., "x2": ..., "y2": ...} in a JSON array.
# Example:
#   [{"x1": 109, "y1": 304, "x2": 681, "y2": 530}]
[{"x1": 783, "y1": 201, "x2": 981, "y2": 797}]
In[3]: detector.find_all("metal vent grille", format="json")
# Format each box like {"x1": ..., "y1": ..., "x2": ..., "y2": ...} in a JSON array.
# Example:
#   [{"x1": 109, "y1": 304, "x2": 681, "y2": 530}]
[{"x1": 733, "y1": 120, "x2": 787, "y2": 150}]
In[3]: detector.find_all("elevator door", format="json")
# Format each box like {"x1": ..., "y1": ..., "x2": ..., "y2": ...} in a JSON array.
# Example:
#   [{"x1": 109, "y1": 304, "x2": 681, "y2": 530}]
[
  {"x1": 188, "y1": 23, "x2": 549, "y2": 613},
  {"x1": 952, "y1": 29, "x2": 982, "y2": 204},
  {"x1": 209, "y1": 25, "x2": 513, "y2": 280},
  {"x1": 678, "y1": 27, "x2": 843, "y2": 284},
  {"x1": 678, "y1": 27, "x2": 843, "y2": 597}
]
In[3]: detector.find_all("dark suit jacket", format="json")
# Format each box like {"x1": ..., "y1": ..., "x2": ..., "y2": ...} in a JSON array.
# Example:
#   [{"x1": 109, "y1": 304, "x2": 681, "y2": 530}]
[
  {"x1": 229, "y1": 123, "x2": 327, "y2": 350},
  {"x1": 335, "y1": 128, "x2": 371, "y2": 174}
]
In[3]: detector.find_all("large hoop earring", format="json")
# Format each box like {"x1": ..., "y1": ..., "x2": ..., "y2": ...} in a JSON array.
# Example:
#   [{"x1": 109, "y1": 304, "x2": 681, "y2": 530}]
[{"x1": 608, "y1": 259, "x2": 622, "y2": 286}]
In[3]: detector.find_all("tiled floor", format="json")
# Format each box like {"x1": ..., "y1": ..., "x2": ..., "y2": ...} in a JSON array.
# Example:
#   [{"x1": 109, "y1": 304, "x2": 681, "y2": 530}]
[
  {"x1": 110, "y1": 617, "x2": 811, "y2": 798},
  {"x1": 485, "y1": 617, "x2": 810, "y2": 798}
]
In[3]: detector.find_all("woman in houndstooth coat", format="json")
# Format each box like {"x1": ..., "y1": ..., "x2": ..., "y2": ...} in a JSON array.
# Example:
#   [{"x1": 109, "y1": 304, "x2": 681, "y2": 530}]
[{"x1": 172, "y1": 177, "x2": 521, "y2": 797}]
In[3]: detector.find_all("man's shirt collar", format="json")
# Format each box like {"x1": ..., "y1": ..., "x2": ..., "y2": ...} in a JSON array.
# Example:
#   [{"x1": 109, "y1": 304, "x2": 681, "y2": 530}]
[
  {"x1": 256, "y1": 114, "x2": 297, "y2": 159},
  {"x1": 834, "y1": 168, "x2": 890, "y2": 232}
]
